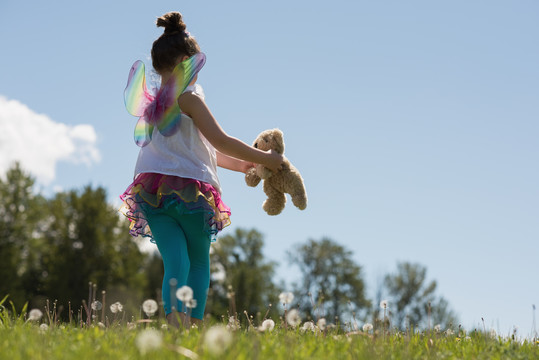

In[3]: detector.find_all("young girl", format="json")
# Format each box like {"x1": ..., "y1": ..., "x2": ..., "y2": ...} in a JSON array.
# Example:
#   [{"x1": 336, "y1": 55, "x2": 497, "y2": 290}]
[{"x1": 120, "y1": 11, "x2": 283, "y2": 327}]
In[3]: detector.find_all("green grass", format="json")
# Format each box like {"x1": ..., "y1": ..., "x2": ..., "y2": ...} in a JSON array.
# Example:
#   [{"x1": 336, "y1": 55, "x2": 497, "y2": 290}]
[
  {"x1": 1, "y1": 296, "x2": 538, "y2": 359},
  {"x1": 1, "y1": 317, "x2": 538, "y2": 359}
]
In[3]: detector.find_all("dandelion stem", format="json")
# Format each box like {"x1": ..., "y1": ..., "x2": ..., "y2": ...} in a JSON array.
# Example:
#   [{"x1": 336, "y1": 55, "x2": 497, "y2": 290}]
[
  {"x1": 101, "y1": 291, "x2": 106, "y2": 324},
  {"x1": 263, "y1": 303, "x2": 272, "y2": 321},
  {"x1": 244, "y1": 311, "x2": 254, "y2": 329}
]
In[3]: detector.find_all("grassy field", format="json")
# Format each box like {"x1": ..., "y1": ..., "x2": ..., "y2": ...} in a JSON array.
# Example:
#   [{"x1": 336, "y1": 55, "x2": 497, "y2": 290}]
[{"x1": 1, "y1": 299, "x2": 538, "y2": 360}]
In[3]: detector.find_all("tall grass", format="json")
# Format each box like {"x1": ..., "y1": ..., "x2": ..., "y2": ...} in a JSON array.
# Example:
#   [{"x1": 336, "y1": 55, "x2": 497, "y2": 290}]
[{"x1": 1, "y1": 295, "x2": 538, "y2": 360}]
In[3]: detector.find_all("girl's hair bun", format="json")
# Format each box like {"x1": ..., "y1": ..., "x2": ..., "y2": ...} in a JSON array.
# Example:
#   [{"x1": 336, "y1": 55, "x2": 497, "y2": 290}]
[{"x1": 156, "y1": 11, "x2": 186, "y2": 35}]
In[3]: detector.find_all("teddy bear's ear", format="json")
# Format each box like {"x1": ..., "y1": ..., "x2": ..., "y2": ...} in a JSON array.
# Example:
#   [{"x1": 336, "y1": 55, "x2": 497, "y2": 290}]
[{"x1": 271, "y1": 128, "x2": 285, "y2": 154}]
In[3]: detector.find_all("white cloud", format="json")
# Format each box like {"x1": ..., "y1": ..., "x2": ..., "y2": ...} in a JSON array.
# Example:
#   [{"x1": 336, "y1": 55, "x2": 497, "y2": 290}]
[{"x1": 0, "y1": 96, "x2": 100, "y2": 184}]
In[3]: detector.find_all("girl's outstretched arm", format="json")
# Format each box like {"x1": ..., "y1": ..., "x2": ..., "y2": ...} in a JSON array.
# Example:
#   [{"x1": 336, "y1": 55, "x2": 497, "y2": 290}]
[
  {"x1": 179, "y1": 92, "x2": 283, "y2": 172},
  {"x1": 216, "y1": 151, "x2": 254, "y2": 173}
]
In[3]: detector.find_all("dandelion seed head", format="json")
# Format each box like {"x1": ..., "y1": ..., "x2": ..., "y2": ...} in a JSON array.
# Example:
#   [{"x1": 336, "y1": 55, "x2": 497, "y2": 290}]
[
  {"x1": 317, "y1": 318, "x2": 327, "y2": 331},
  {"x1": 135, "y1": 329, "x2": 163, "y2": 355},
  {"x1": 176, "y1": 285, "x2": 194, "y2": 302},
  {"x1": 142, "y1": 299, "x2": 158, "y2": 317},
  {"x1": 380, "y1": 300, "x2": 388, "y2": 309},
  {"x1": 434, "y1": 324, "x2": 442, "y2": 332},
  {"x1": 362, "y1": 323, "x2": 373, "y2": 332},
  {"x1": 110, "y1": 301, "x2": 123, "y2": 314},
  {"x1": 259, "y1": 319, "x2": 275, "y2": 332},
  {"x1": 226, "y1": 316, "x2": 240, "y2": 331},
  {"x1": 301, "y1": 321, "x2": 315, "y2": 332},
  {"x1": 91, "y1": 300, "x2": 102, "y2": 311},
  {"x1": 279, "y1": 292, "x2": 294, "y2": 305},
  {"x1": 286, "y1": 309, "x2": 301, "y2": 327},
  {"x1": 204, "y1": 325, "x2": 232, "y2": 356},
  {"x1": 28, "y1": 309, "x2": 43, "y2": 321},
  {"x1": 185, "y1": 299, "x2": 197, "y2": 309},
  {"x1": 446, "y1": 329, "x2": 454, "y2": 336},
  {"x1": 39, "y1": 323, "x2": 49, "y2": 331}
]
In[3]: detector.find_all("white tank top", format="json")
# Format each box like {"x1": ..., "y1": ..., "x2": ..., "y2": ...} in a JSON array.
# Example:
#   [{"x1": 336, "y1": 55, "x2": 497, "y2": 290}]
[{"x1": 133, "y1": 84, "x2": 221, "y2": 193}]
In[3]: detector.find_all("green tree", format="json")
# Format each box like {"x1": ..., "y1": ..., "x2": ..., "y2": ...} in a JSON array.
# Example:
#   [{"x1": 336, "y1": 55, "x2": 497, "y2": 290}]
[
  {"x1": 0, "y1": 163, "x2": 46, "y2": 306},
  {"x1": 207, "y1": 228, "x2": 279, "y2": 320},
  {"x1": 288, "y1": 238, "x2": 370, "y2": 322},
  {"x1": 41, "y1": 185, "x2": 148, "y2": 316},
  {"x1": 383, "y1": 262, "x2": 458, "y2": 330}
]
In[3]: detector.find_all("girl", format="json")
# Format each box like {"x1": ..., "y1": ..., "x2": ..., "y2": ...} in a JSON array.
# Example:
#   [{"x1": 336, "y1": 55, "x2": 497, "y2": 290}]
[{"x1": 120, "y1": 11, "x2": 283, "y2": 327}]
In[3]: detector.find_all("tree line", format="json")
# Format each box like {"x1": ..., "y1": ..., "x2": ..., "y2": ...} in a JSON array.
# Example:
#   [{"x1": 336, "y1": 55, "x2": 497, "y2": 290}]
[{"x1": 0, "y1": 163, "x2": 457, "y2": 329}]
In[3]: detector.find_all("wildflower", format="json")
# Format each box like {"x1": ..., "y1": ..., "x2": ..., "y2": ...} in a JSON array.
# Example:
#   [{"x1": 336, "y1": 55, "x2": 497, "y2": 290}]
[
  {"x1": 259, "y1": 319, "x2": 275, "y2": 332},
  {"x1": 176, "y1": 285, "x2": 194, "y2": 302},
  {"x1": 142, "y1": 299, "x2": 158, "y2": 317},
  {"x1": 27, "y1": 309, "x2": 43, "y2": 321},
  {"x1": 127, "y1": 322, "x2": 136, "y2": 330},
  {"x1": 91, "y1": 301, "x2": 102, "y2": 311},
  {"x1": 204, "y1": 325, "x2": 232, "y2": 356},
  {"x1": 98, "y1": 322, "x2": 105, "y2": 328},
  {"x1": 286, "y1": 309, "x2": 301, "y2": 327},
  {"x1": 317, "y1": 318, "x2": 327, "y2": 331},
  {"x1": 362, "y1": 323, "x2": 373, "y2": 332},
  {"x1": 185, "y1": 299, "x2": 197, "y2": 309},
  {"x1": 279, "y1": 292, "x2": 294, "y2": 305},
  {"x1": 135, "y1": 329, "x2": 163, "y2": 355},
  {"x1": 226, "y1": 316, "x2": 240, "y2": 331},
  {"x1": 434, "y1": 324, "x2": 442, "y2": 332},
  {"x1": 380, "y1": 300, "x2": 388, "y2": 309},
  {"x1": 301, "y1": 321, "x2": 315, "y2": 332},
  {"x1": 446, "y1": 329, "x2": 454, "y2": 336},
  {"x1": 110, "y1": 301, "x2": 123, "y2": 314},
  {"x1": 39, "y1": 323, "x2": 49, "y2": 331}
]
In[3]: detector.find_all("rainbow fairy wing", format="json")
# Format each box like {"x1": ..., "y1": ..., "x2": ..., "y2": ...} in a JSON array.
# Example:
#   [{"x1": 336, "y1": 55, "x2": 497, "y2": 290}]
[
  {"x1": 156, "y1": 52, "x2": 206, "y2": 136},
  {"x1": 124, "y1": 61, "x2": 155, "y2": 147},
  {"x1": 124, "y1": 61, "x2": 153, "y2": 117},
  {"x1": 134, "y1": 115, "x2": 154, "y2": 147}
]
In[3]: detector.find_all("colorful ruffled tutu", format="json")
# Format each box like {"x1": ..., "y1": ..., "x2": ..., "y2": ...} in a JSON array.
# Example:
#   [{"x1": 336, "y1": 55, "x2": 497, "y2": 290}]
[{"x1": 119, "y1": 173, "x2": 231, "y2": 242}]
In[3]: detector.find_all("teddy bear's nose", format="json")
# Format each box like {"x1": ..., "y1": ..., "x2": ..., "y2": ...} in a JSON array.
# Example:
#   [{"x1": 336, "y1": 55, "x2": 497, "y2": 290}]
[{"x1": 254, "y1": 143, "x2": 258, "y2": 148}]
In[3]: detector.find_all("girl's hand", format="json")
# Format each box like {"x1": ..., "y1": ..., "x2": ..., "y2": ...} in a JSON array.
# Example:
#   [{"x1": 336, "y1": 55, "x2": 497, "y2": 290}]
[
  {"x1": 264, "y1": 150, "x2": 284, "y2": 173},
  {"x1": 241, "y1": 161, "x2": 256, "y2": 174}
]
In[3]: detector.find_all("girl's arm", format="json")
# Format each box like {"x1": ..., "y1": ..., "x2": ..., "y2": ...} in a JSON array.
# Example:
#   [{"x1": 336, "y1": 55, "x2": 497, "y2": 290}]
[
  {"x1": 216, "y1": 151, "x2": 254, "y2": 173},
  {"x1": 178, "y1": 92, "x2": 283, "y2": 172}
]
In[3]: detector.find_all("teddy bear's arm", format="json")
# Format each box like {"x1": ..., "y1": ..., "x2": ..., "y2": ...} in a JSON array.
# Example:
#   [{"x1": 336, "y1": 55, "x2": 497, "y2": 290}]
[{"x1": 245, "y1": 167, "x2": 261, "y2": 187}]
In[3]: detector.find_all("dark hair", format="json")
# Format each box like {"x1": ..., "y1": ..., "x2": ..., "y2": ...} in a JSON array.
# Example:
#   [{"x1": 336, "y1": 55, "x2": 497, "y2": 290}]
[{"x1": 151, "y1": 12, "x2": 200, "y2": 74}]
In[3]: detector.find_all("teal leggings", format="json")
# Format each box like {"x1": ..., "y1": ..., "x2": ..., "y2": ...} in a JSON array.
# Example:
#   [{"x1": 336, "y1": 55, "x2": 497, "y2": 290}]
[{"x1": 146, "y1": 211, "x2": 211, "y2": 320}]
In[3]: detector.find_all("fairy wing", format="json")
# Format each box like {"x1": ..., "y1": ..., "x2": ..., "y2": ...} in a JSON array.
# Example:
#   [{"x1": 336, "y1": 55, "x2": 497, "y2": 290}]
[
  {"x1": 134, "y1": 115, "x2": 154, "y2": 147},
  {"x1": 124, "y1": 61, "x2": 156, "y2": 147},
  {"x1": 156, "y1": 52, "x2": 206, "y2": 136},
  {"x1": 124, "y1": 61, "x2": 153, "y2": 116}
]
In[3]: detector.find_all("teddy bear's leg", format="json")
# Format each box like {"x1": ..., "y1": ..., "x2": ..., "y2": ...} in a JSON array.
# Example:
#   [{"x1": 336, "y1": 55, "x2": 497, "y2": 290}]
[
  {"x1": 282, "y1": 170, "x2": 307, "y2": 210},
  {"x1": 291, "y1": 191, "x2": 307, "y2": 210},
  {"x1": 263, "y1": 181, "x2": 286, "y2": 215}
]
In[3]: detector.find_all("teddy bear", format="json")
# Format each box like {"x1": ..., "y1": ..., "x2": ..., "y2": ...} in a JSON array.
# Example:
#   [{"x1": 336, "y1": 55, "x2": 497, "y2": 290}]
[{"x1": 245, "y1": 128, "x2": 307, "y2": 215}]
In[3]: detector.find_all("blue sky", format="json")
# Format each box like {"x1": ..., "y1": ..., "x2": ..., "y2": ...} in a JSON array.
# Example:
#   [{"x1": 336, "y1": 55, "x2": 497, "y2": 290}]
[{"x1": 1, "y1": 0, "x2": 538, "y2": 335}]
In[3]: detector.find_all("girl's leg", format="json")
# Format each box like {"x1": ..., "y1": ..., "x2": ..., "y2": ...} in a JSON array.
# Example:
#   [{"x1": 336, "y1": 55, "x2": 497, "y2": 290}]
[
  {"x1": 146, "y1": 213, "x2": 190, "y2": 316},
  {"x1": 177, "y1": 213, "x2": 212, "y2": 321}
]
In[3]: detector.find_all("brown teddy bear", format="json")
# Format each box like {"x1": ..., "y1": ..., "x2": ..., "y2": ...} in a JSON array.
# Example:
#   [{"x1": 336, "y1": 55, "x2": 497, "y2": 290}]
[{"x1": 245, "y1": 128, "x2": 307, "y2": 215}]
